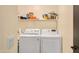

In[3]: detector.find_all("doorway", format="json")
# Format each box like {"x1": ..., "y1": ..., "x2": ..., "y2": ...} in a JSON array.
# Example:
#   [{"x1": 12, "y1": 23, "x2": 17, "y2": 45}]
[{"x1": 72, "y1": 5, "x2": 79, "y2": 53}]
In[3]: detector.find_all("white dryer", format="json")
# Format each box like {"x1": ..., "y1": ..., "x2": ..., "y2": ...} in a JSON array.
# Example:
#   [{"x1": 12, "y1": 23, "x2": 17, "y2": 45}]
[{"x1": 40, "y1": 29, "x2": 62, "y2": 53}]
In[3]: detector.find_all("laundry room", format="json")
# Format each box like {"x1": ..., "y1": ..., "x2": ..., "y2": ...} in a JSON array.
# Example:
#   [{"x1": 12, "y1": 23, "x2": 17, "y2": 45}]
[{"x1": 0, "y1": 5, "x2": 73, "y2": 53}]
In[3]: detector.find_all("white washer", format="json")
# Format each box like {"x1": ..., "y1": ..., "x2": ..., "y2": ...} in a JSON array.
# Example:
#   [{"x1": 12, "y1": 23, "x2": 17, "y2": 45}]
[{"x1": 19, "y1": 29, "x2": 40, "y2": 53}]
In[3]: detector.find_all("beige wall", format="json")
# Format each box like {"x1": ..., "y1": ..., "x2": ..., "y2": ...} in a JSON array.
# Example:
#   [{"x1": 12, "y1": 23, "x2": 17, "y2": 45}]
[
  {"x1": 0, "y1": 5, "x2": 73, "y2": 53},
  {"x1": 0, "y1": 7, "x2": 3, "y2": 50},
  {"x1": 58, "y1": 5, "x2": 73, "y2": 53},
  {"x1": 0, "y1": 6, "x2": 18, "y2": 52}
]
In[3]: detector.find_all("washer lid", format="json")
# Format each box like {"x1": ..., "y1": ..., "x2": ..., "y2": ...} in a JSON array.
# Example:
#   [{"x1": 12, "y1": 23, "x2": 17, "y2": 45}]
[{"x1": 19, "y1": 29, "x2": 40, "y2": 35}]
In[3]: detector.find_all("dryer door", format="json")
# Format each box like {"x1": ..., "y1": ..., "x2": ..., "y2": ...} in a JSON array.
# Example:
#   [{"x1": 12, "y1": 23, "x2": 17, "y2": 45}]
[{"x1": 41, "y1": 37, "x2": 61, "y2": 53}]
